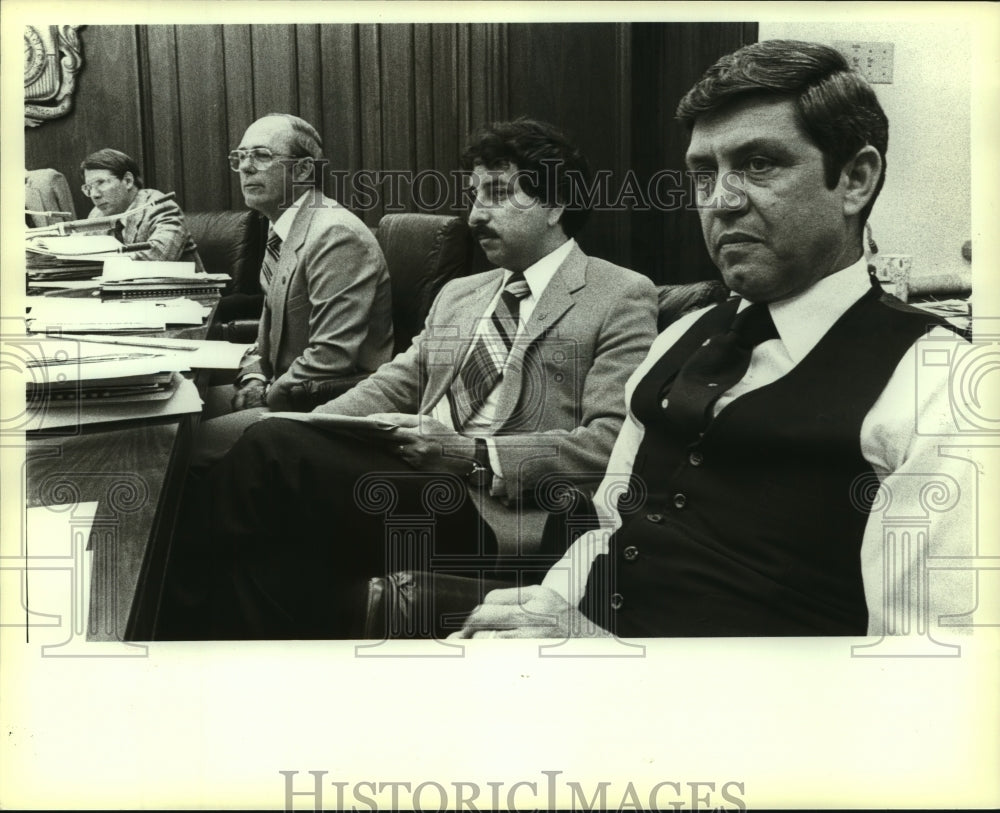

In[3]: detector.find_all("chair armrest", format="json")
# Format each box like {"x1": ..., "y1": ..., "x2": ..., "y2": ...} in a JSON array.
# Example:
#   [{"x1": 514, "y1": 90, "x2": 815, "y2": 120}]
[
  {"x1": 362, "y1": 571, "x2": 514, "y2": 639},
  {"x1": 286, "y1": 373, "x2": 372, "y2": 411},
  {"x1": 217, "y1": 319, "x2": 261, "y2": 343},
  {"x1": 360, "y1": 487, "x2": 600, "y2": 639}
]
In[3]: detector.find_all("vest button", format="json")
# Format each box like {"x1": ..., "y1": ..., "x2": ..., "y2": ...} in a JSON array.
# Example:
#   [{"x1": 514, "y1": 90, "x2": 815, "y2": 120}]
[
  {"x1": 610, "y1": 593, "x2": 624, "y2": 610},
  {"x1": 622, "y1": 545, "x2": 639, "y2": 562},
  {"x1": 646, "y1": 513, "x2": 663, "y2": 524},
  {"x1": 688, "y1": 451, "x2": 703, "y2": 467},
  {"x1": 673, "y1": 493, "x2": 687, "y2": 509},
  {"x1": 660, "y1": 397, "x2": 669, "y2": 410}
]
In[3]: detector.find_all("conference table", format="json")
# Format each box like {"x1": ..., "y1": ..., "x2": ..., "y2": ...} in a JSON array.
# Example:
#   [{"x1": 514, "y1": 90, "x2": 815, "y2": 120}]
[{"x1": 23, "y1": 293, "x2": 221, "y2": 642}]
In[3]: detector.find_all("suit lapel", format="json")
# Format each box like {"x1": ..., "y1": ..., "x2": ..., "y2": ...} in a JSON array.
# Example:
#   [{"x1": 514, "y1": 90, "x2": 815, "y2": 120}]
[
  {"x1": 267, "y1": 197, "x2": 315, "y2": 364},
  {"x1": 419, "y1": 269, "x2": 505, "y2": 413},
  {"x1": 492, "y1": 245, "x2": 588, "y2": 428}
]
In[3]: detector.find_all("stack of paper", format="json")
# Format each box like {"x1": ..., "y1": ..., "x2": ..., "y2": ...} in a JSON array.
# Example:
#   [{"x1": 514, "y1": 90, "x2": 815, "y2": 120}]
[
  {"x1": 19, "y1": 335, "x2": 249, "y2": 431},
  {"x1": 26, "y1": 235, "x2": 123, "y2": 281},
  {"x1": 26, "y1": 297, "x2": 211, "y2": 334},
  {"x1": 24, "y1": 339, "x2": 185, "y2": 409},
  {"x1": 100, "y1": 258, "x2": 230, "y2": 298}
]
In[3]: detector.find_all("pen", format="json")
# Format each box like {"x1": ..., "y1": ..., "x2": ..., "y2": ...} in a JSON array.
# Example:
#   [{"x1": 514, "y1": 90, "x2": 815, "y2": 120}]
[
  {"x1": 27, "y1": 352, "x2": 161, "y2": 367},
  {"x1": 54, "y1": 334, "x2": 200, "y2": 351}
]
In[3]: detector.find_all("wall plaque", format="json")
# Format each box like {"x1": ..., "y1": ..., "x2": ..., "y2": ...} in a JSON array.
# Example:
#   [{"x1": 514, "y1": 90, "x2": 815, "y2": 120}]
[{"x1": 25, "y1": 25, "x2": 84, "y2": 128}]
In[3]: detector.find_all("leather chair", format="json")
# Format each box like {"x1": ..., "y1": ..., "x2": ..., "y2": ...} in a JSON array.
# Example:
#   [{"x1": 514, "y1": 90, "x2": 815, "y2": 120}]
[
  {"x1": 25, "y1": 169, "x2": 77, "y2": 227},
  {"x1": 286, "y1": 213, "x2": 475, "y2": 409},
  {"x1": 358, "y1": 487, "x2": 599, "y2": 640},
  {"x1": 186, "y1": 209, "x2": 269, "y2": 341}
]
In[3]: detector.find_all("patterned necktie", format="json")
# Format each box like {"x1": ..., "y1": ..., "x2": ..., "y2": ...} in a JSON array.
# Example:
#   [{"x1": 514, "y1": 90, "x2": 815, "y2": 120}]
[
  {"x1": 448, "y1": 271, "x2": 532, "y2": 428},
  {"x1": 661, "y1": 302, "x2": 779, "y2": 437},
  {"x1": 261, "y1": 227, "x2": 282, "y2": 293}
]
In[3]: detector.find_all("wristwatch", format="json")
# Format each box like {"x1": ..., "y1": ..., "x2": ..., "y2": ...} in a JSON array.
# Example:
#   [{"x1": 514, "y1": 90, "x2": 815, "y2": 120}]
[{"x1": 467, "y1": 438, "x2": 493, "y2": 488}]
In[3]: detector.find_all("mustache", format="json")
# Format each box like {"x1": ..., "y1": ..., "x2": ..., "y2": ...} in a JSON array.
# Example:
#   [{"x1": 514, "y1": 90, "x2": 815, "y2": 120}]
[{"x1": 471, "y1": 226, "x2": 500, "y2": 240}]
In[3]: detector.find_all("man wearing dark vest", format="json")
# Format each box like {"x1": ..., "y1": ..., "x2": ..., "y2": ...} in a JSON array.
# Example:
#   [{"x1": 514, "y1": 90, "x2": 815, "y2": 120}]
[{"x1": 454, "y1": 39, "x2": 974, "y2": 639}]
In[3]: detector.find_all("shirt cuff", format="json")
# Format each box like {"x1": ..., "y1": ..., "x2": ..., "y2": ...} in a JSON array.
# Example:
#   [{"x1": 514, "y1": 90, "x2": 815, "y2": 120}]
[{"x1": 236, "y1": 373, "x2": 268, "y2": 388}]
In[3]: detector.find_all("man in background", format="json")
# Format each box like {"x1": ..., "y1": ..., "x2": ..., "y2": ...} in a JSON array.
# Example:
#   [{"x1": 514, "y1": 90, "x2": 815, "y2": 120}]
[
  {"x1": 80, "y1": 147, "x2": 204, "y2": 271},
  {"x1": 196, "y1": 113, "x2": 394, "y2": 444}
]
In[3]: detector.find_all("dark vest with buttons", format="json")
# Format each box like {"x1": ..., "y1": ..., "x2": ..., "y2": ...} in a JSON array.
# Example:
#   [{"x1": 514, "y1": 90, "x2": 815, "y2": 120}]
[{"x1": 581, "y1": 286, "x2": 945, "y2": 636}]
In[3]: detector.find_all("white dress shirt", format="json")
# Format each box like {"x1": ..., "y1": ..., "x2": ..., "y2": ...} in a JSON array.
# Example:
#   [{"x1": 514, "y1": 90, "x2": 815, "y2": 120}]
[
  {"x1": 269, "y1": 190, "x2": 310, "y2": 242},
  {"x1": 543, "y1": 257, "x2": 976, "y2": 636}
]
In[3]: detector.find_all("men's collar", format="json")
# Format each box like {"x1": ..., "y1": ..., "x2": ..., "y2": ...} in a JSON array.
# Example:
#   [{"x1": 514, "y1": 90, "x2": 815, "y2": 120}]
[
  {"x1": 506, "y1": 238, "x2": 576, "y2": 299},
  {"x1": 741, "y1": 257, "x2": 872, "y2": 364},
  {"x1": 270, "y1": 190, "x2": 314, "y2": 240}
]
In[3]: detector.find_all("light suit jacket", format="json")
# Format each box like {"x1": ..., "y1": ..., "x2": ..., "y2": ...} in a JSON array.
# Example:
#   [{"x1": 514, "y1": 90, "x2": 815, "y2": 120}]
[
  {"x1": 89, "y1": 187, "x2": 205, "y2": 272},
  {"x1": 241, "y1": 190, "x2": 394, "y2": 399},
  {"x1": 316, "y1": 243, "x2": 658, "y2": 552}
]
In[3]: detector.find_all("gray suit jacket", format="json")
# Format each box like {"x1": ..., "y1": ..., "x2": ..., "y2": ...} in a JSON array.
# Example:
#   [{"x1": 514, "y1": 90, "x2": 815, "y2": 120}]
[
  {"x1": 241, "y1": 190, "x2": 394, "y2": 400},
  {"x1": 316, "y1": 243, "x2": 658, "y2": 552},
  {"x1": 89, "y1": 187, "x2": 205, "y2": 272}
]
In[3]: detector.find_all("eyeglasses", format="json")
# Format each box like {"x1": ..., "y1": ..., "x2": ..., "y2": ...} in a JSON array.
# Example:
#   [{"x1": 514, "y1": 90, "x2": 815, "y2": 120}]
[
  {"x1": 227, "y1": 148, "x2": 301, "y2": 171},
  {"x1": 81, "y1": 177, "x2": 118, "y2": 196}
]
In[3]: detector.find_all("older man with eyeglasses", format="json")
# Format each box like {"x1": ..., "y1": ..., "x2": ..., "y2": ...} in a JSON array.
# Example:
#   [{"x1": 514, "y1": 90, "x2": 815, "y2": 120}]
[
  {"x1": 80, "y1": 148, "x2": 205, "y2": 272},
  {"x1": 195, "y1": 112, "x2": 393, "y2": 458}
]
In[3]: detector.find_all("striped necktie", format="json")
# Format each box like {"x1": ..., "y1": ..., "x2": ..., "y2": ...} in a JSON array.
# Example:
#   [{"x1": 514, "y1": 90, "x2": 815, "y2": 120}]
[
  {"x1": 661, "y1": 302, "x2": 779, "y2": 437},
  {"x1": 447, "y1": 271, "x2": 532, "y2": 428},
  {"x1": 261, "y1": 227, "x2": 282, "y2": 293}
]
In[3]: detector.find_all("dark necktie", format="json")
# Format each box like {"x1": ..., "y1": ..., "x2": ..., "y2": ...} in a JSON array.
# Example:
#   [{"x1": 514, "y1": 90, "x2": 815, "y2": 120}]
[
  {"x1": 261, "y1": 227, "x2": 282, "y2": 292},
  {"x1": 662, "y1": 302, "x2": 779, "y2": 437},
  {"x1": 447, "y1": 271, "x2": 532, "y2": 428}
]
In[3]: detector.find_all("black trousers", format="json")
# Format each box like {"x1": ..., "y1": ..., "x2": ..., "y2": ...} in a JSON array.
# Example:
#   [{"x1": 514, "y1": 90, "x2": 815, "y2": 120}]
[{"x1": 160, "y1": 418, "x2": 498, "y2": 639}]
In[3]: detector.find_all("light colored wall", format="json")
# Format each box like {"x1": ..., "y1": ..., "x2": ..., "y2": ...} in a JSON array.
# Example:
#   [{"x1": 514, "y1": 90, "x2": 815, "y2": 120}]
[{"x1": 758, "y1": 21, "x2": 972, "y2": 280}]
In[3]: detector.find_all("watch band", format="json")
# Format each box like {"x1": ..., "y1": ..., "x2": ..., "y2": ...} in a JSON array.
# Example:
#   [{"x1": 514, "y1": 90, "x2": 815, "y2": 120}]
[
  {"x1": 474, "y1": 437, "x2": 490, "y2": 469},
  {"x1": 468, "y1": 438, "x2": 493, "y2": 488}
]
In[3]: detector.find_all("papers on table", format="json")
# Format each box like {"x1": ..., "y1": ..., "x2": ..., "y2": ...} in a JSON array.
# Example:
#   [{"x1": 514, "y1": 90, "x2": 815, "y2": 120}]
[
  {"x1": 101, "y1": 258, "x2": 197, "y2": 281},
  {"x1": 26, "y1": 297, "x2": 212, "y2": 333},
  {"x1": 21, "y1": 334, "x2": 250, "y2": 377},
  {"x1": 21, "y1": 335, "x2": 205, "y2": 429},
  {"x1": 908, "y1": 298, "x2": 972, "y2": 336},
  {"x1": 25, "y1": 375, "x2": 204, "y2": 432},
  {"x1": 28, "y1": 280, "x2": 104, "y2": 291},
  {"x1": 25, "y1": 337, "x2": 188, "y2": 407},
  {"x1": 25, "y1": 235, "x2": 123, "y2": 283},
  {"x1": 26, "y1": 234, "x2": 124, "y2": 258},
  {"x1": 18, "y1": 334, "x2": 248, "y2": 430},
  {"x1": 100, "y1": 258, "x2": 230, "y2": 297},
  {"x1": 53, "y1": 334, "x2": 253, "y2": 370}
]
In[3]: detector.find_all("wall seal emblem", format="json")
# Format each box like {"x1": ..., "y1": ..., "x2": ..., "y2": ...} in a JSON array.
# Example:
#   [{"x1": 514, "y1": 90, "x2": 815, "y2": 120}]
[{"x1": 24, "y1": 25, "x2": 84, "y2": 128}]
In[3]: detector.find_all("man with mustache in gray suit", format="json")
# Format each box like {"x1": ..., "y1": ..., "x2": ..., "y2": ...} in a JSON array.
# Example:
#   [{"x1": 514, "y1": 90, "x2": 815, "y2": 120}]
[{"x1": 167, "y1": 118, "x2": 659, "y2": 638}]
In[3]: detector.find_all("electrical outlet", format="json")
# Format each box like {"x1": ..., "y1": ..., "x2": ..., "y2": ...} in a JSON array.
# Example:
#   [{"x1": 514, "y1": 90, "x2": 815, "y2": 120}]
[{"x1": 834, "y1": 41, "x2": 894, "y2": 83}]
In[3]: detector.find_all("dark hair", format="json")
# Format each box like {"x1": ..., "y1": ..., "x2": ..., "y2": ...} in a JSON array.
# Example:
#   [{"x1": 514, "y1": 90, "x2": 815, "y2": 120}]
[
  {"x1": 79, "y1": 148, "x2": 145, "y2": 188},
  {"x1": 461, "y1": 117, "x2": 592, "y2": 237},
  {"x1": 676, "y1": 39, "x2": 888, "y2": 224}
]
